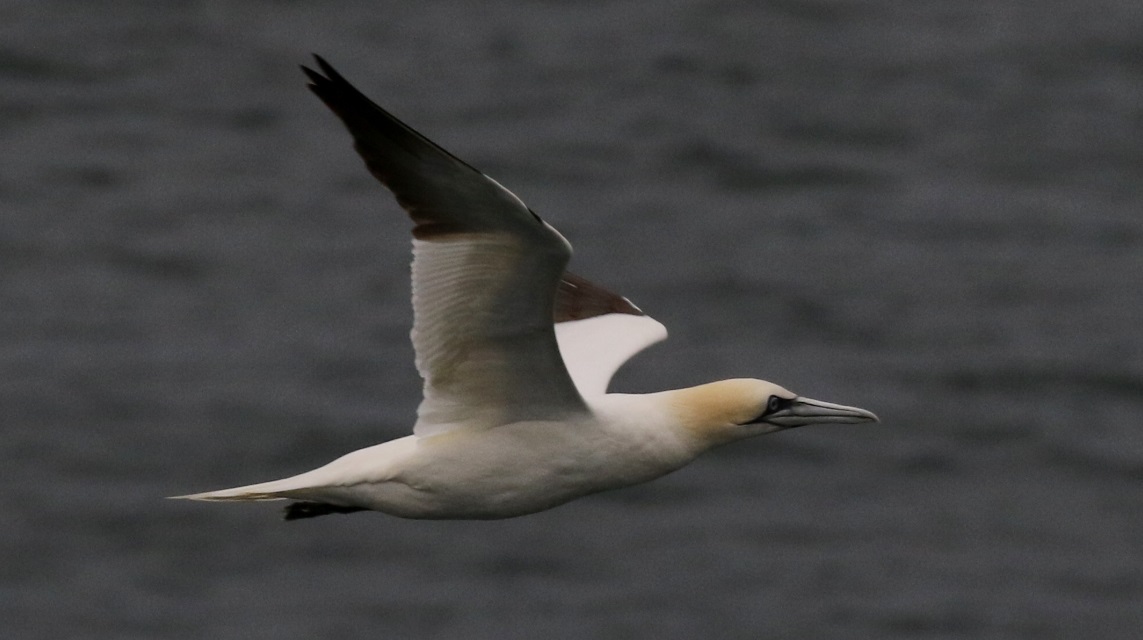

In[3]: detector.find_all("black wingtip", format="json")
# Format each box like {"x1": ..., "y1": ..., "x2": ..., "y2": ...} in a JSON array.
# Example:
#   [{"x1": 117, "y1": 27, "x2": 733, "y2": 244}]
[
  {"x1": 313, "y1": 54, "x2": 334, "y2": 75},
  {"x1": 300, "y1": 64, "x2": 320, "y2": 85},
  {"x1": 301, "y1": 55, "x2": 362, "y2": 104},
  {"x1": 301, "y1": 54, "x2": 325, "y2": 83},
  {"x1": 296, "y1": 53, "x2": 489, "y2": 183},
  {"x1": 306, "y1": 54, "x2": 345, "y2": 84}
]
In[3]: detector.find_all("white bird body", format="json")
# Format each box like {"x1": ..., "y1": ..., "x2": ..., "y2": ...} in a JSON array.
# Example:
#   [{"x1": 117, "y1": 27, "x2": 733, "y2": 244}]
[
  {"x1": 186, "y1": 390, "x2": 722, "y2": 519},
  {"x1": 173, "y1": 57, "x2": 878, "y2": 521}
]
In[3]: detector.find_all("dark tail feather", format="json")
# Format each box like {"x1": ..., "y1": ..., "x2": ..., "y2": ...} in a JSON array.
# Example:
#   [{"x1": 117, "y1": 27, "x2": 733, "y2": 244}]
[{"x1": 283, "y1": 501, "x2": 368, "y2": 521}]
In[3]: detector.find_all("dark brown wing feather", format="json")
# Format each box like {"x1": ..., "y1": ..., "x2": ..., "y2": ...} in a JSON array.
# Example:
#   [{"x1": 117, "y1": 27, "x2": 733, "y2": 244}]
[{"x1": 555, "y1": 272, "x2": 644, "y2": 323}]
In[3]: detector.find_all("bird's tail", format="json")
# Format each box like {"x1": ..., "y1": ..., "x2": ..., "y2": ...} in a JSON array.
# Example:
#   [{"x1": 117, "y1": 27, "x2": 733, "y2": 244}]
[{"x1": 168, "y1": 477, "x2": 311, "y2": 502}]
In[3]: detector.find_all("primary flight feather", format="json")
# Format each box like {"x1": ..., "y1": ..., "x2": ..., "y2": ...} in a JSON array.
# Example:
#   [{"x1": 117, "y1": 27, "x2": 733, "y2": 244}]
[{"x1": 172, "y1": 56, "x2": 878, "y2": 520}]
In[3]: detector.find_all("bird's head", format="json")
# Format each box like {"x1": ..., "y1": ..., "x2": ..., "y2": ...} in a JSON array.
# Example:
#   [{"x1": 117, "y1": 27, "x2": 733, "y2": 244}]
[{"x1": 667, "y1": 378, "x2": 878, "y2": 447}]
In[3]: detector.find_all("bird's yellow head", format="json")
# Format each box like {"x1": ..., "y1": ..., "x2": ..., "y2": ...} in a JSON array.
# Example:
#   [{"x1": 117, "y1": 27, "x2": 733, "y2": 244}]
[{"x1": 666, "y1": 378, "x2": 878, "y2": 447}]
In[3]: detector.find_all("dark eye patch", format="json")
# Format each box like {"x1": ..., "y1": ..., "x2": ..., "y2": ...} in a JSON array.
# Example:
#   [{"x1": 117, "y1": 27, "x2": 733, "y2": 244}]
[
  {"x1": 742, "y1": 395, "x2": 793, "y2": 425},
  {"x1": 766, "y1": 395, "x2": 794, "y2": 415}
]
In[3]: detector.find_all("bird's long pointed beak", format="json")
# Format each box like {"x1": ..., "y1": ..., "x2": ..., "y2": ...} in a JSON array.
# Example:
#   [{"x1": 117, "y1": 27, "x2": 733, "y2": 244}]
[{"x1": 767, "y1": 396, "x2": 879, "y2": 428}]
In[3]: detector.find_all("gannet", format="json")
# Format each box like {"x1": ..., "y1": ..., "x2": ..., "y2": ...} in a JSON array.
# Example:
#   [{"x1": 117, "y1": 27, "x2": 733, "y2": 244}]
[{"x1": 172, "y1": 56, "x2": 878, "y2": 521}]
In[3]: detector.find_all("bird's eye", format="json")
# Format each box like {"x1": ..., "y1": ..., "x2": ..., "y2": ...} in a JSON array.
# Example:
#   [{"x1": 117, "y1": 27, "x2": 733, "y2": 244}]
[
  {"x1": 767, "y1": 395, "x2": 782, "y2": 413},
  {"x1": 742, "y1": 396, "x2": 790, "y2": 426}
]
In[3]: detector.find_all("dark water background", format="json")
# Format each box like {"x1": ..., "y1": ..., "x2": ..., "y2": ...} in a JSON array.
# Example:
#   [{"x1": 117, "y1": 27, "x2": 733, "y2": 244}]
[{"x1": 3, "y1": 1, "x2": 1142, "y2": 638}]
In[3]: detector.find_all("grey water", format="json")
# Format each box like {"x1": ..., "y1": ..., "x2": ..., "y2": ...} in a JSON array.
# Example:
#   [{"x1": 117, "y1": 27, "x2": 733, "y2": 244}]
[{"x1": 3, "y1": 1, "x2": 1142, "y2": 638}]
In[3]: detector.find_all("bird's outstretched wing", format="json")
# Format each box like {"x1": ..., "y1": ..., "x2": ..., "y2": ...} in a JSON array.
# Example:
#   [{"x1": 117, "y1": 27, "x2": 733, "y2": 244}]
[
  {"x1": 303, "y1": 56, "x2": 666, "y2": 434},
  {"x1": 305, "y1": 56, "x2": 588, "y2": 435}
]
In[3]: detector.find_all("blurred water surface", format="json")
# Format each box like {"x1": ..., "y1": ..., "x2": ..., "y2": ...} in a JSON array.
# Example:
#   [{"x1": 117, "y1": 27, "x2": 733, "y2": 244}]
[{"x1": 3, "y1": 1, "x2": 1142, "y2": 638}]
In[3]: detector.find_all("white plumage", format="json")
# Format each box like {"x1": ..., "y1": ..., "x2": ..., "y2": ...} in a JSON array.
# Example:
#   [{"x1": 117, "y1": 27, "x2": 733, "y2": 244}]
[
  {"x1": 556, "y1": 314, "x2": 668, "y2": 398},
  {"x1": 172, "y1": 56, "x2": 877, "y2": 521}
]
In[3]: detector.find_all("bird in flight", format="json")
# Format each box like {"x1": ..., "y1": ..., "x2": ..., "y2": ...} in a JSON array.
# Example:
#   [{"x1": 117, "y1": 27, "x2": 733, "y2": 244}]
[{"x1": 173, "y1": 56, "x2": 878, "y2": 520}]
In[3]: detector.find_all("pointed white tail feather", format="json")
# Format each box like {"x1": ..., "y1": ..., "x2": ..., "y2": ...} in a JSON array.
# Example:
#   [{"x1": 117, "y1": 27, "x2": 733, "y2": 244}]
[
  {"x1": 170, "y1": 439, "x2": 402, "y2": 502},
  {"x1": 168, "y1": 478, "x2": 313, "y2": 502},
  {"x1": 169, "y1": 490, "x2": 286, "y2": 502}
]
